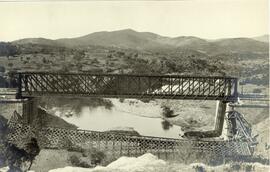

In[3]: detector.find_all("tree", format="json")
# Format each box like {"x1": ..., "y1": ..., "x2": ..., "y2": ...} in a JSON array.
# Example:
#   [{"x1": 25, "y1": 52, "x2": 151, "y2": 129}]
[
  {"x1": 0, "y1": 42, "x2": 18, "y2": 57},
  {"x1": 253, "y1": 88, "x2": 262, "y2": 93},
  {"x1": 0, "y1": 114, "x2": 40, "y2": 171},
  {"x1": 42, "y1": 57, "x2": 47, "y2": 64},
  {"x1": 7, "y1": 63, "x2": 13, "y2": 68},
  {"x1": 0, "y1": 66, "x2": 5, "y2": 73}
]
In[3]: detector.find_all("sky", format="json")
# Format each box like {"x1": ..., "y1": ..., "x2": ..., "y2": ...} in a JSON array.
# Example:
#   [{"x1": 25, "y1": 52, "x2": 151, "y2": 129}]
[{"x1": 0, "y1": 0, "x2": 268, "y2": 41}]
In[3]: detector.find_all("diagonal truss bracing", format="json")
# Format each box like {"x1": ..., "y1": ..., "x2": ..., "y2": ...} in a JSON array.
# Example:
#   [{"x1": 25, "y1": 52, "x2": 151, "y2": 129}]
[{"x1": 14, "y1": 72, "x2": 238, "y2": 101}]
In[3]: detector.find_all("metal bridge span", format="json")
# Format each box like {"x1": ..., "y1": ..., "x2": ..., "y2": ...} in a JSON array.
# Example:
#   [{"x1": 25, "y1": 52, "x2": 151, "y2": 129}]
[
  {"x1": 9, "y1": 72, "x2": 239, "y2": 139},
  {"x1": 5, "y1": 72, "x2": 254, "y2": 160},
  {"x1": 8, "y1": 120, "x2": 251, "y2": 161},
  {"x1": 14, "y1": 72, "x2": 238, "y2": 102}
]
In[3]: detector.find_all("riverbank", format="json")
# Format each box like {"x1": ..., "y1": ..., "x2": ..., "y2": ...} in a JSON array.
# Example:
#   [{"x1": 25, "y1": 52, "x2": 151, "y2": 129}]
[{"x1": 42, "y1": 97, "x2": 217, "y2": 133}]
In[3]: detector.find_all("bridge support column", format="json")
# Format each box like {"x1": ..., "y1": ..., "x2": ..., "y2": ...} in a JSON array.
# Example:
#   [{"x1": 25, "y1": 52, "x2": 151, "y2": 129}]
[
  {"x1": 22, "y1": 97, "x2": 39, "y2": 124},
  {"x1": 213, "y1": 100, "x2": 227, "y2": 137},
  {"x1": 183, "y1": 100, "x2": 227, "y2": 138}
]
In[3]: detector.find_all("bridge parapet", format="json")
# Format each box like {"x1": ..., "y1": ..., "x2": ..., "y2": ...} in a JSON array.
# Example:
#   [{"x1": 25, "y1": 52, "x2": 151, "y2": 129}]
[{"x1": 13, "y1": 72, "x2": 238, "y2": 102}]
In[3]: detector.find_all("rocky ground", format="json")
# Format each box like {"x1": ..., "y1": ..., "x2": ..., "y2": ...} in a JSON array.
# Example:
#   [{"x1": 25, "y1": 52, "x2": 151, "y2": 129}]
[
  {"x1": 30, "y1": 153, "x2": 270, "y2": 172},
  {"x1": 4, "y1": 151, "x2": 270, "y2": 172},
  {"x1": 252, "y1": 118, "x2": 270, "y2": 159},
  {"x1": 2, "y1": 151, "x2": 269, "y2": 172}
]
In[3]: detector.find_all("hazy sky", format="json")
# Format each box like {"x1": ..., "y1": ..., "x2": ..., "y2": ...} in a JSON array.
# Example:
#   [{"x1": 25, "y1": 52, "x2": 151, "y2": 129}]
[{"x1": 0, "y1": 0, "x2": 268, "y2": 41}]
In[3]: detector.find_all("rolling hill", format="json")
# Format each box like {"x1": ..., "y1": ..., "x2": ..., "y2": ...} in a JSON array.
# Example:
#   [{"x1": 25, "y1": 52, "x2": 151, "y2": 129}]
[
  {"x1": 1, "y1": 29, "x2": 268, "y2": 85},
  {"x1": 251, "y1": 35, "x2": 269, "y2": 43},
  {"x1": 12, "y1": 29, "x2": 269, "y2": 54}
]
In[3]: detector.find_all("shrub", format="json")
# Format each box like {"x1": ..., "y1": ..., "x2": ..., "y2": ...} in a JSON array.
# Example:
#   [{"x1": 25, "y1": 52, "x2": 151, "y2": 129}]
[
  {"x1": 7, "y1": 63, "x2": 13, "y2": 67},
  {"x1": 230, "y1": 164, "x2": 241, "y2": 171},
  {"x1": 193, "y1": 165, "x2": 206, "y2": 172},
  {"x1": 68, "y1": 155, "x2": 80, "y2": 166},
  {"x1": 253, "y1": 88, "x2": 262, "y2": 93},
  {"x1": 0, "y1": 66, "x2": 5, "y2": 73},
  {"x1": 0, "y1": 42, "x2": 18, "y2": 57},
  {"x1": 139, "y1": 98, "x2": 151, "y2": 103},
  {"x1": 82, "y1": 148, "x2": 106, "y2": 165},
  {"x1": 107, "y1": 54, "x2": 113, "y2": 58},
  {"x1": 42, "y1": 57, "x2": 47, "y2": 64},
  {"x1": 245, "y1": 164, "x2": 253, "y2": 172},
  {"x1": 161, "y1": 105, "x2": 174, "y2": 118},
  {"x1": 161, "y1": 120, "x2": 173, "y2": 130},
  {"x1": 0, "y1": 115, "x2": 40, "y2": 171},
  {"x1": 68, "y1": 154, "x2": 92, "y2": 168}
]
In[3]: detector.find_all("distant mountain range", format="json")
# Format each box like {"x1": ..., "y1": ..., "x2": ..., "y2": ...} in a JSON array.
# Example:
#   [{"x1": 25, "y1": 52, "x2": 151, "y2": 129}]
[{"x1": 12, "y1": 29, "x2": 269, "y2": 54}]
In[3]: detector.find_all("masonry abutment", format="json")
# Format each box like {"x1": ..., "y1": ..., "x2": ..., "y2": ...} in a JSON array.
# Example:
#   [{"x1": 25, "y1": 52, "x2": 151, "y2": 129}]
[
  {"x1": 213, "y1": 100, "x2": 227, "y2": 137},
  {"x1": 22, "y1": 97, "x2": 39, "y2": 124},
  {"x1": 183, "y1": 100, "x2": 227, "y2": 138}
]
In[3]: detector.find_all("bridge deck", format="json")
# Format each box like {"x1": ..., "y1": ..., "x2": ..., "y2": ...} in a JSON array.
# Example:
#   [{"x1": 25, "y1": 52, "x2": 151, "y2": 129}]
[{"x1": 14, "y1": 72, "x2": 238, "y2": 101}]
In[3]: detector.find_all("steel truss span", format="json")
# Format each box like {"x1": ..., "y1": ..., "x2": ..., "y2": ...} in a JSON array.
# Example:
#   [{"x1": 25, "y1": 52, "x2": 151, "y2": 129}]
[
  {"x1": 14, "y1": 72, "x2": 238, "y2": 101},
  {"x1": 8, "y1": 121, "x2": 251, "y2": 159}
]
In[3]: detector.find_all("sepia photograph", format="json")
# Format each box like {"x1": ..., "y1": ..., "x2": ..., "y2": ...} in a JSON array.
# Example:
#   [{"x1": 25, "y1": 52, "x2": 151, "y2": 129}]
[{"x1": 0, "y1": 0, "x2": 269, "y2": 171}]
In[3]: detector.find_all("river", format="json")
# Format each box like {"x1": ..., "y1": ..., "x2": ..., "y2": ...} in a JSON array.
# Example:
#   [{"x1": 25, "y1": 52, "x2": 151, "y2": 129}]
[{"x1": 59, "y1": 105, "x2": 183, "y2": 139}]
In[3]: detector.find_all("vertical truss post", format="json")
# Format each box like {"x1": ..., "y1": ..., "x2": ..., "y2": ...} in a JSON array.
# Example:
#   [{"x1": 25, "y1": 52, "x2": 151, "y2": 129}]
[
  {"x1": 233, "y1": 78, "x2": 239, "y2": 101},
  {"x1": 16, "y1": 73, "x2": 22, "y2": 99}
]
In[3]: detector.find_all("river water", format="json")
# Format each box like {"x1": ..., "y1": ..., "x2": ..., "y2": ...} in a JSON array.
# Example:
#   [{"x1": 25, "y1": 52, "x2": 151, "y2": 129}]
[{"x1": 60, "y1": 106, "x2": 182, "y2": 139}]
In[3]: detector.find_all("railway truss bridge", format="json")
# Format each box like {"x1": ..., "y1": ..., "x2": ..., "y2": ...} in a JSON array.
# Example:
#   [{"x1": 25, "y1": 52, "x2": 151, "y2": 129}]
[{"x1": 5, "y1": 72, "x2": 257, "y2": 161}]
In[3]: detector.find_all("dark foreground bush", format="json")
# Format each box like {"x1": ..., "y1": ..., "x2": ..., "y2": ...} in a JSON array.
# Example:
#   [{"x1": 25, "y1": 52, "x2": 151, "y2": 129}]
[
  {"x1": 68, "y1": 147, "x2": 106, "y2": 168},
  {"x1": 68, "y1": 155, "x2": 92, "y2": 168},
  {"x1": 0, "y1": 115, "x2": 40, "y2": 171},
  {"x1": 82, "y1": 148, "x2": 106, "y2": 165}
]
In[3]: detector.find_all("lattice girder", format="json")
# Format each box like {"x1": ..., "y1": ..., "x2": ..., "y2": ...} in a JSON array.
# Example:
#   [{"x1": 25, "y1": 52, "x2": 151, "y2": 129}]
[
  {"x1": 8, "y1": 122, "x2": 251, "y2": 160},
  {"x1": 14, "y1": 72, "x2": 238, "y2": 101}
]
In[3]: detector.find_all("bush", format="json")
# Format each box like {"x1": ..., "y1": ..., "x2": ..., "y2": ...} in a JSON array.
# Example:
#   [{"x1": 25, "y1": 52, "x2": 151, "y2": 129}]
[
  {"x1": 230, "y1": 164, "x2": 241, "y2": 171},
  {"x1": 161, "y1": 105, "x2": 174, "y2": 118},
  {"x1": 253, "y1": 88, "x2": 262, "y2": 93},
  {"x1": 68, "y1": 155, "x2": 80, "y2": 166},
  {"x1": 7, "y1": 63, "x2": 13, "y2": 67},
  {"x1": 68, "y1": 154, "x2": 92, "y2": 168},
  {"x1": 193, "y1": 165, "x2": 206, "y2": 172},
  {"x1": 161, "y1": 120, "x2": 173, "y2": 130},
  {"x1": 82, "y1": 148, "x2": 106, "y2": 165},
  {"x1": 119, "y1": 98, "x2": 125, "y2": 103},
  {"x1": 245, "y1": 164, "x2": 253, "y2": 172},
  {"x1": 0, "y1": 66, "x2": 5, "y2": 73},
  {"x1": 0, "y1": 115, "x2": 40, "y2": 171},
  {"x1": 139, "y1": 98, "x2": 151, "y2": 103},
  {"x1": 0, "y1": 42, "x2": 19, "y2": 57},
  {"x1": 88, "y1": 98, "x2": 113, "y2": 110}
]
